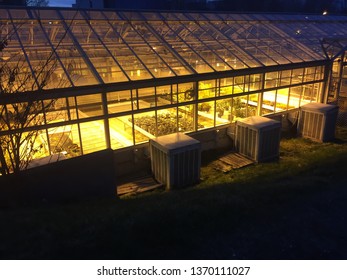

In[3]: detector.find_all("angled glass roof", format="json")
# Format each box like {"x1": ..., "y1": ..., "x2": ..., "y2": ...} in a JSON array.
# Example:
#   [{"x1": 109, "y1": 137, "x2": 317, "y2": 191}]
[{"x1": 1, "y1": 7, "x2": 347, "y2": 91}]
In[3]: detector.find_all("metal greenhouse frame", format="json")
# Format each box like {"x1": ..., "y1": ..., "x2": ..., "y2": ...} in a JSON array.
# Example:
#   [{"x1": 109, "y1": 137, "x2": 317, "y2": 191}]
[{"x1": 0, "y1": 7, "x2": 346, "y2": 172}]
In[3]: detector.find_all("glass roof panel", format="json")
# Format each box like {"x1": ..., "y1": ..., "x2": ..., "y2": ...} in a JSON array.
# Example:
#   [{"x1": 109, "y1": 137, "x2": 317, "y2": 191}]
[
  {"x1": 102, "y1": 11, "x2": 123, "y2": 21},
  {"x1": 98, "y1": 22, "x2": 153, "y2": 81},
  {"x1": 59, "y1": 10, "x2": 84, "y2": 20},
  {"x1": 84, "y1": 10, "x2": 106, "y2": 20},
  {"x1": 172, "y1": 13, "x2": 190, "y2": 21},
  {"x1": 4, "y1": 7, "x2": 347, "y2": 91},
  {"x1": 140, "y1": 12, "x2": 163, "y2": 21},
  {"x1": 159, "y1": 12, "x2": 179, "y2": 21},
  {"x1": 165, "y1": 22, "x2": 216, "y2": 72},
  {"x1": 0, "y1": 9, "x2": 9, "y2": 19},
  {"x1": 201, "y1": 13, "x2": 220, "y2": 21},
  {"x1": 129, "y1": 43, "x2": 175, "y2": 78},
  {"x1": 32, "y1": 9, "x2": 60, "y2": 20},
  {"x1": 136, "y1": 22, "x2": 193, "y2": 75},
  {"x1": 119, "y1": 11, "x2": 144, "y2": 21},
  {"x1": 89, "y1": 55, "x2": 128, "y2": 83},
  {"x1": 8, "y1": 9, "x2": 29, "y2": 20}
]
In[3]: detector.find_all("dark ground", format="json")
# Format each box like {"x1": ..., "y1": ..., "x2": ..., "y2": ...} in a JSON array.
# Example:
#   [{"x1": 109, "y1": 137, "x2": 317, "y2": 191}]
[{"x1": 0, "y1": 128, "x2": 347, "y2": 260}]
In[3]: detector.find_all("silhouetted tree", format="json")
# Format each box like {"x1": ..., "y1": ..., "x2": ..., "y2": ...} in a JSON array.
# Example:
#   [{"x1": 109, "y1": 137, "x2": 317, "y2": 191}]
[{"x1": 0, "y1": 14, "x2": 73, "y2": 175}]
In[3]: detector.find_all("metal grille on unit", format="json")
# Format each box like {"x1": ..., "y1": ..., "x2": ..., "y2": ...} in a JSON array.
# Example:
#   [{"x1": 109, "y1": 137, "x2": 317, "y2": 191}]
[
  {"x1": 298, "y1": 103, "x2": 338, "y2": 142},
  {"x1": 235, "y1": 116, "x2": 281, "y2": 162},
  {"x1": 150, "y1": 133, "x2": 201, "y2": 190}
]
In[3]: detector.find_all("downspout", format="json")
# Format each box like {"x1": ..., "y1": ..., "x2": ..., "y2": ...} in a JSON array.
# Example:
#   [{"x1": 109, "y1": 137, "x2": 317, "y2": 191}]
[
  {"x1": 322, "y1": 60, "x2": 333, "y2": 104},
  {"x1": 336, "y1": 52, "x2": 345, "y2": 102}
]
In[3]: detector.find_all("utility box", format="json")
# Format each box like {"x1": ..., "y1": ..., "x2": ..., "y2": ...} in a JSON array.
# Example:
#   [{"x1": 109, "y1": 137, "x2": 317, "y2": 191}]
[
  {"x1": 235, "y1": 116, "x2": 281, "y2": 162},
  {"x1": 150, "y1": 133, "x2": 201, "y2": 190},
  {"x1": 298, "y1": 102, "x2": 338, "y2": 142}
]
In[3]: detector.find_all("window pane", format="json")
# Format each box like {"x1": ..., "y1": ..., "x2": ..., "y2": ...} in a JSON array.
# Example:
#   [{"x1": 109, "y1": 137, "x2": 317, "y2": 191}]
[
  {"x1": 234, "y1": 76, "x2": 245, "y2": 93},
  {"x1": 220, "y1": 78, "x2": 233, "y2": 96},
  {"x1": 289, "y1": 86, "x2": 303, "y2": 108},
  {"x1": 198, "y1": 101, "x2": 214, "y2": 130},
  {"x1": 178, "y1": 82, "x2": 195, "y2": 103},
  {"x1": 265, "y1": 71, "x2": 279, "y2": 88},
  {"x1": 79, "y1": 120, "x2": 106, "y2": 154},
  {"x1": 292, "y1": 68, "x2": 304, "y2": 84},
  {"x1": 137, "y1": 87, "x2": 156, "y2": 109},
  {"x1": 249, "y1": 74, "x2": 262, "y2": 91},
  {"x1": 178, "y1": 104, "x2": 196, "y2": 132},
  {"x1": 109, "y1": 115, "x2": 134, "y2": 149},
  {"x1": 107, "y1": 90, "x2": 132, "y2": 114},
  {"x1": 156, "y1": 108, "x2": 177, "y2": 136},
  {"x1": 156, "y1": 85, "x2": 173, "y2": 106},
  {"x1": 132, "y1": 111, "x2": 156, "y2": 144},
  {"x1": 76, "y1": 94, "x2": 103, "y2": 118},
  {"x1": 216, "y1": 99, "x2": 232, "y2": 125},
  {"x1": 280, "y1": 70, "x2": 292, "y2": 87},
  {"x1": 199, "y1": 80, "x2": 217, "y2": 99},
  {"x1": 47, "y1": 124, "x2": 81, "y2": 158}
]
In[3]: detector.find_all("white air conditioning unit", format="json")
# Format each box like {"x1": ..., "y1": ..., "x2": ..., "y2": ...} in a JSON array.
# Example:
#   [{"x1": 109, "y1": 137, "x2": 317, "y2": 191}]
[
  {"x1": 298, "y1": 103, "x2": 338, "y2": 142},
  {"x1": 235, "y1": 116, "x2": 281, "y2": 162},
  {"x1": 150, "y1": 133, "x2": 201, "y2": 190}
]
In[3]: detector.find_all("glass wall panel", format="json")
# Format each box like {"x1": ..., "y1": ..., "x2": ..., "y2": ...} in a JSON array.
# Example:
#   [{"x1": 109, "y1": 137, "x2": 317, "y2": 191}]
[
  {"x1": 275, "y1": 88, "x2": 290, "y2": 112},
  {"x1": 79, "y1": 120, "x2": 106, "y2": 154},
  {"x1": 232, "y1": 96, "x2": 248, "y2": 119},
  {"x1": 312, "y1": 82, "x2": 322, "y2": 102},
  {"x1": 4, "y1": 101, "x2": 45, "y2": 129},
  {"x1": 216, "y1": 98, "x2": 232, "y2": 125},
  {"x1": 156, "y1": 85, "x2": 172, "y2": 106},
  {"x1": 315, "y1": 66, "x2": 324, "y2": 80},
  {"x1": 291, "y1": 68, "x2": 304, "y2": 84},
  {"x1": 247, "y1": 94, "x2": 258, "y2": 117},
  {"x1": 67, "y1": 97, "x2": 78, "y2": 120},
  {"x1": 289, "y1": 86, "x2": 303, "y2": 108},
  {"x1": 280, "y1": 70, "x2": 292, "y2": 86},
  {"x1": 197, "y1": 100, "x2": 214, "y2": 130},
  {"x1": 47, "y1": 123, "x2": 81, "y2": 158},
  {"x1": 137, "y1": 87, "x2": 156, "y2": 109},
  {"x1": 132, "y1": 111, "x2": 156, "y2": 144},
  {"x1": 262, "y1": 90, "x2": 276, "y2": 114},
  {"x1": 234, "y1": 76, "x2": 245, "y2": 93},
  {"x1": 76, "y1": 93, "x2": 103, "y2": 118},
  {"x1": 109, "y1": 114, "x2": 134, "y2": 149},
  {"x1": 177, "y1": 104, "x2": 195, "y2": 132},
  {"x1": 249, "y1": 74, "x2": 262, "y2": 91},
  {"x1": 44, "y1": 98, "x2": 69, "y2": 124},
  {"x1": 219, "y1": 77, "x2": 233, "y2": 96},
  {"x1": 107, "y1": 90, "x2": 132, "y2": 114},
  {"x1": 302, "y1": 84, "x2": 314, "y2": 104},
  {"x1": 177, "y1": 82, "x2": 195, "y2": 103},
  {"x1": 303, "y1": 67, "x2": 316, "y2": 82},
  {"x1": 32, "y1": 131, "x2": 50, "y2": 160},
  {"x1": 199, "y1": 79, "x2": 217, "y2": 99},
  {"x1": 156, "y1": 108, "x2": 177, "y2": 136},
  {"x1": 265, "y1": 71, "x2": 279, "y2": 88}
]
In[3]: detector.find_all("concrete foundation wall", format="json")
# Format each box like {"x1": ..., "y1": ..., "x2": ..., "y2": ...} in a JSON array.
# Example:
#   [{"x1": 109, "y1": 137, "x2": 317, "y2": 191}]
[
  {"x1": 189, "y1": 125, "x2": 233, "y2": 151},
  {"x1": 0, "y1": 149, "x2": 116, "y2": 207},
  {"x1": 113, "y1": 143, "x2": 151, "y2": 178}
]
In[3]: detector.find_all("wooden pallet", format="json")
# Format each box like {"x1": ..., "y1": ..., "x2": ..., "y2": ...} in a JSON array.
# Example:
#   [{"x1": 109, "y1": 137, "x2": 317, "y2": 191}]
[
  {"x1": 211, "y1": 151, "x2": 254, "y2": 172},
  {"x1": 117, "y1": 175, "x2": 163, "y2": 196}
]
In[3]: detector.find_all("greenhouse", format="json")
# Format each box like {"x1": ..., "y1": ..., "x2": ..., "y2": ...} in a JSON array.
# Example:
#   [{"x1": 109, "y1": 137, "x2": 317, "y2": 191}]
[{"x1": 0, "y1": 7, "x2": 346, "y2": 172}]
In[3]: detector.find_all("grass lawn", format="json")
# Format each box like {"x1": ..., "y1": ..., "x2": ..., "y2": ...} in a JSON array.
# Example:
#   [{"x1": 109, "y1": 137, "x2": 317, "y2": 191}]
[{"x1": 1, "y1": 127, "x2": 347, "y2": 260}]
